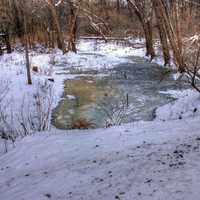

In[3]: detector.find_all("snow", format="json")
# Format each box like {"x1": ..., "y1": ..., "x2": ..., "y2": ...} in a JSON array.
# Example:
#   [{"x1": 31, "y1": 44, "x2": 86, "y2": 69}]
[
  {"x1": 1, "y1": 38, "x2": 200, "y2": 199},
  {"x1": 66, "y1": 95, "x2": 76, "y2": 100},
  {"x1": 1, "y1": 117, "x2": 200, "y2": 200},
  {"x1": 55, "y1": 0, "x2": 62, "y2": 7},
  {"x1": 156, "y1": 89, "x2": 200, "y2": 121}
]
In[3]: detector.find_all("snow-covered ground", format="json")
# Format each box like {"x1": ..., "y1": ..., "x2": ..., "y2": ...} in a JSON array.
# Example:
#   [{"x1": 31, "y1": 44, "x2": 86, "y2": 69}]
[
  {"x1": 156, "y1": 89, "x2": 200, "y2": 121},
  {"x1": 1, "y1": 117, "x2": 200, "y2": 200},
  {"x1": 1, "y1": 39, "x2": 200, "y2": 200}
]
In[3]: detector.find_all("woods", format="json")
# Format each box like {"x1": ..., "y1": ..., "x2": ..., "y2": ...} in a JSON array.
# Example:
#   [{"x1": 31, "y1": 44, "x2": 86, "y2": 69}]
[
  {"x1": 0, "y1": 0, "x2": 200, "y2": 69},
  {"x1": 1, "y1": 0, "x2": 200, "y2": 97}
]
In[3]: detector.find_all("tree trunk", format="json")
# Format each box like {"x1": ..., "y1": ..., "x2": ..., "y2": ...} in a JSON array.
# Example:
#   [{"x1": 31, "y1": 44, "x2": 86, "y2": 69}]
[
  {"x1": 12, "y1": 0, "x2": 24, "y2": 39},
  {"x1": 24, "y1": 17, "x2": 32, "y2": 85},
  {"x1": 152, "y1": 0, "x2": 170, "y2": 65},
  {"x1": 0, "y1": 44, "x2": 3, "y2": 56},
  {"x1": 4, "y1": 30, "x2": 12, "y2": 54},
  {"x1": 25, "y1": 37, "x2": 32, "y2": 85},
  {"x1": 67, "y1": 0, "x2": 79, "y2": 53},
  {"x1": 157, "y1": 24, "x2": 170, "y2": 66},
  {"x1": 143, "y1": 20, "x2": 156, "y2": 60},
  {"x1": 46, "y1": 0, "x2": 65, "y2": 53},
  {"x1": 127, "y1": 0, "x2": 155, "y2": 60},
  {"x1": 152, "y1": 0, "x2": 185, "y2": 72},
  {"x1": 116, "y1": 0, "x2": 120, "y2": 13}
]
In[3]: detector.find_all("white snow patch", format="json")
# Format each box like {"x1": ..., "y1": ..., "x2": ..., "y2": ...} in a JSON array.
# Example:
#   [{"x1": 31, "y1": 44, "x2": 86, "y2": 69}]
[
  {"x1": 1, "y1": 117, "x2": 200, "y2": 199},
  {"x1": 66, "y1": 95, "x2": 76, "y2": 100},
  {"x1": 156, "y1": 89, "x2": 200, "y2": 121}
]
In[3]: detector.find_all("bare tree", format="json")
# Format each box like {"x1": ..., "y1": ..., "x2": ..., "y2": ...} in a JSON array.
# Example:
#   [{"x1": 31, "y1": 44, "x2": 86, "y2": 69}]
[
  {"x1": 0, "y1": 0, "x2": 12, "y2": 54},
  {"x1": 184, "y1": 35, "x2": 200, "y2": 93},
  {"x1": 45, "y1": 0, "x2": 65, "y2": 52},
  {"x1": 152, "y1": 0, "x2": 170, "y2": 65},
  {"x1": 152, "y1": 0, "x2": 186, "y2": 72},
  {"x1": 67, "y1": 0, "x2": 80, "y2": 53},
  {"x1": 127, "y1": 0, "x2": 156, "y2": 60},
  {"x1": 24, "y1": 15, "x2": 32, "y2": 85}
]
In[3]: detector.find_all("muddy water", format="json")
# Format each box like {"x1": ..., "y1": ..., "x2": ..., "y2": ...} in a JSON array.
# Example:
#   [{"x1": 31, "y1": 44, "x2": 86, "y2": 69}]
[{"x1": 52, "y1": 56, "x2": 188, "y2": 129}]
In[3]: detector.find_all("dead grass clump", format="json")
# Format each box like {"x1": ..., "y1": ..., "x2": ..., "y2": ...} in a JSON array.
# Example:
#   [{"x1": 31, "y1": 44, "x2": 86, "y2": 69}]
[{"x1": 70, "y1": 118, "x2": 96, "y2": 130}]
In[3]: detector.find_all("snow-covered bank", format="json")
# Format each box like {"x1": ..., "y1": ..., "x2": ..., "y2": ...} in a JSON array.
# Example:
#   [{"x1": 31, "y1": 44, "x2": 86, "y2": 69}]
[
  {"x1": 156, "y1": 89, "x2": 200, "y2": 121},
  {"x1": 1, "y1": 117, "x2": 200, "y2": 200}
]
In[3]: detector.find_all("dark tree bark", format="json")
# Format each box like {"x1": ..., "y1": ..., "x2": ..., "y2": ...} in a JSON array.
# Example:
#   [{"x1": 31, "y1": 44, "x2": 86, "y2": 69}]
[
  {"x1": 67, "y1": 0, "x2": 78, "y2": 53},
  {"x1": 4, "y1": 30, "x2": 12, "y2": 54},
  {"x1": 152, "y1": 0, "x2": 185, "y2": 72},
  {"x1": 24, "y1": 16, "x2": 32, "y2": 85},
  {"x1": 25, "y1": 38, "x2": 32, "y2": 85},
  {"x1": 116, "y1": 0, "x2": 121, "y2": 13},
  {"x1": 157, "y1": 24, "x2": 170, "y2": 66},
  {"x1": 11, "y1": 0, "x2": 24, "y2": 39},
  {"x1": 127, "y1": 0, "x2": 156, "y2": 60},
  {"x1": 152, "y1": 0, "x2": 170, "y2": 65},
  {"x1": 143, "y1": 20, "x2": 155, "y2": 59},
  {"x1": 0, "y1": 44, "x2": 3, "y2": 56},
  {"x1": 46, "y1": 0, "x2": 65, "y2": 53}
]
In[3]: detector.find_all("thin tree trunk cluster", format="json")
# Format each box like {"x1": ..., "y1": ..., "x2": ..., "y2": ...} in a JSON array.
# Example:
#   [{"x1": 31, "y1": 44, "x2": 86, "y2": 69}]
[
  {"x1": 151, "y1": 0, "x2": 185, "y2": 72},
  {"x1": 127, "y1": 0, "x2": 199, "y2": 72}
]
